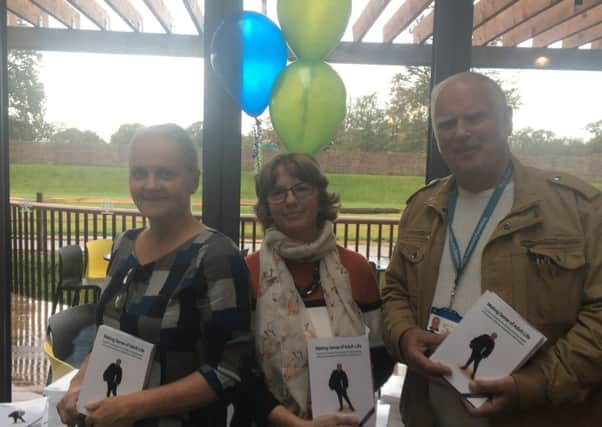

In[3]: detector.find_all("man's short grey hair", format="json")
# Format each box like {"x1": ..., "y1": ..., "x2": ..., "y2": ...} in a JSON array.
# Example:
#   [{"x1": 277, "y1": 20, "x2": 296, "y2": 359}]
[
  {"x1": 430, "y1": 71, "x2": 509, "y2": 123},
  {"x1": 129, "y1": 123, "x2": 199, "y2": 172}
]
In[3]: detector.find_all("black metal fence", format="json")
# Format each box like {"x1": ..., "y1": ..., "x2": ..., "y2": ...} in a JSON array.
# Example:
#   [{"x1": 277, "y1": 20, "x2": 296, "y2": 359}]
[
  {"x1": 9, "y1": 200, "x2": 399, "y2": 302},
  {"x1": 9, "y1": 200, "x2": 399, "y2": 386}
]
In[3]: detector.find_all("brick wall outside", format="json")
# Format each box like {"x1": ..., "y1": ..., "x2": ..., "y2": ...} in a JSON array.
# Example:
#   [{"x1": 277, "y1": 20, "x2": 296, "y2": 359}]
[
  {"x1": 9, "y1": 141, "x2": 130, "y2": 167},
  {"x1": 9, "y1": 142, "x2": 602, "y2": 181}
]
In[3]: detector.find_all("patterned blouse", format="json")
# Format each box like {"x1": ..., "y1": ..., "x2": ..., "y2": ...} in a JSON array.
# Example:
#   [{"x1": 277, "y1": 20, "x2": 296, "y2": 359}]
[{"x1": 98, "y1": 227, "x2": 252, "y2": 427}]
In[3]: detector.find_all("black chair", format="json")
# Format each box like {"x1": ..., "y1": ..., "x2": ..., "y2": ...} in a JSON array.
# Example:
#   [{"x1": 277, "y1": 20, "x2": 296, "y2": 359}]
[
  {"x1": 52, "y1": 245, "x2": 101, "y2": 314},
  {"x1": 46, "y1": 303, "x2": 98, "y2": 382}
]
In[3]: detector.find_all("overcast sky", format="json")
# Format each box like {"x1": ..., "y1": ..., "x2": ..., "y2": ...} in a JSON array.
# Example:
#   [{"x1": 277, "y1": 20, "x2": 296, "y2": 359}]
[{"x1": 36, "y1": 0, "x2": 602, "y2": 142}]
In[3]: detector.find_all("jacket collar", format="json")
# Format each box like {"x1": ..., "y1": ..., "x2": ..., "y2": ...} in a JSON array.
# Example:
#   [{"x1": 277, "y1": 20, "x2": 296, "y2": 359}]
[
  {"x1": 490, "y1": 155, "x2": 543, "y2": 241},
  {"x1": 424, "y1": 155, "x2": 542, "y2": 226},
  {"x1": 424, "y1": 175, "x2": 454, "y2": 219},
  {"x1": 508, "y1": 155, "x2": 541, "y2": 215}
]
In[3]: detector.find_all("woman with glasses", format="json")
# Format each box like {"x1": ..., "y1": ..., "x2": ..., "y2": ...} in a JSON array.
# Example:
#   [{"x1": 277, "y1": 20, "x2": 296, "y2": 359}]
[
  {"x1": 232, "y1": 153, "x2": 393, "y2": 427},
  {"x1": 57, "y1": 124, "x2": 252, "y2": 427}
]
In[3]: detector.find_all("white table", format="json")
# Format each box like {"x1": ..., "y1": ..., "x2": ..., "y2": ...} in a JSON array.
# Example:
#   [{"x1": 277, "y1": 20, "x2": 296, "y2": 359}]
[
  {"x1": 44, "y1": 370, "x2": 78, "y2": 427},
  {"x1": 0, "y1": 396, "x2": 48, "y2": 426}
]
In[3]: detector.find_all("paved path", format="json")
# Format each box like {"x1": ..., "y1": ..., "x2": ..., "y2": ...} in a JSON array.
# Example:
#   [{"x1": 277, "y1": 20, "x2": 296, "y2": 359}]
[{"x1": 11, "y1": 295, "x2": 51, "y2": 388}]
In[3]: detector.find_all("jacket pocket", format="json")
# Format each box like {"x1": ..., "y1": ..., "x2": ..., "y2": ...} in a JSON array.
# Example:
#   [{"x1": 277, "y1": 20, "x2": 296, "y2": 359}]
[
  {"x1": 395, "y1": 229, "x2": 432, "y2": 310},
  {"x1": 397, "y1": 229, "x2": 431, "y2": 264},
  {"x1": 523, "y1": 237, "x2": 585, "y2": 270},
  {"x1": 521, "y1": 236, "x2": 586, "y2": 326}
]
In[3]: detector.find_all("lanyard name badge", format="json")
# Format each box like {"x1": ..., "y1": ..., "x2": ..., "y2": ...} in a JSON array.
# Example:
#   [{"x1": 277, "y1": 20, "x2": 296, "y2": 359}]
[
  {"x1": 428, "y1": 164, "x2": 513, "y2": 335},
  {"x1": 427, "y1": 306, "x2": 463, "y2": 335}
]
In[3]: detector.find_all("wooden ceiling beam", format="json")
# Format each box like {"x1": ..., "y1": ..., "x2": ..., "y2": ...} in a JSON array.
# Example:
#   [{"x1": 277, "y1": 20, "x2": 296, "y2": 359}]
[
  {"x1": 143, "y1": 0, "x2": 172, "y2": 34},
  {"x1": 474, "y1": 0, "x2": 520, "y2": 27},
  {"x1": 104, "y1": 0, "x2": 142, "y2": 32},
  {"x1": 352, "y1": 0, "x2": 391, "y2": 42},
  {"x1": 473, "y1": 0, "x2": 562, "y2": 46},
  {"x1": 7, "y1": 0, "x2": 49, "y2": 27},
  {"x1": 411, "y1": 12, "x2": 432, "y2": 43},
  {"x1": 183, "y1": 0, "x2": 203, "y2": 35},
  {"x1": 502, "y1": 0, "x2": 600, "y2": 46},
  {"x1": 412, "y1": 0, "x2": 518, "y2": 44},
  {"x1": 562, "y1": 22, "x2": 602, "y2": 48},
  {"x1": 383, "y1": 0, "x2": 432, "y2": 43},
  {"x1": 31, "y1": 0, "x2": 80, "y2": 28},
  {"x1": 66, "y1": 0, "x2": 110, "y2": 30},
  {"x1": 7, "y1": 11, "x2": 18, "y2": 26},
  {"x1": 591, "y1": 39, "x2": 602, "y2": 48},
  {"x1": 533, "y1": 5, "x2": 602, "y2": 47}
]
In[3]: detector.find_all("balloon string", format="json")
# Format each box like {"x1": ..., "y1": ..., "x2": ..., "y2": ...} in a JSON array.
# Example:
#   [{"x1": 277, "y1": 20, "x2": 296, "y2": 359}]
[{"x1": 253, "y1": 117, "x2": 263, "y2": 173}]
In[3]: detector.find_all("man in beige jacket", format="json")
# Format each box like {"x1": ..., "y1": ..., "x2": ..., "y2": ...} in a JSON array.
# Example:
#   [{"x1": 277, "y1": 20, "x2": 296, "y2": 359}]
[{"x1": 382, "y1": 71, "x2": 602, "y2": 427}]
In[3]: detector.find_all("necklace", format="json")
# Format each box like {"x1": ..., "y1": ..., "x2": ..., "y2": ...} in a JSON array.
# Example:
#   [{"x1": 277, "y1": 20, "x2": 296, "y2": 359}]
[{"x1": 296, "y1": 261, "x2": 321, "y2": 298}]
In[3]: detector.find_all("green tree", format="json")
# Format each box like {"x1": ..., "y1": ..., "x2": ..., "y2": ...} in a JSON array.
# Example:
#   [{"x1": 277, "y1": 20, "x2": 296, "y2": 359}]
[
  {"x1": 335, "y1": 94, "x2": 393, "y2": 151},
  {"x1": 8, "y1": 50, "x2": 52, "y2": 142},
  {"x1": 50, "y1": 128, "x2": 106, "y2": 144},
  {"x1": 386, "y1": 66, "x2": 431, "y2": 152},
  {"x1": 560, "y1": 137, "x2": 589, "y2": 155},
  {"x1": 585, "y1": 119, "x2": 602, "y2": 153},
  {"x1": 186, "y1": 121, "x2": 203, "y2": 148},
  {"x1": 486, "y1": 70, "x2": 521, "y2": 110},
  {"x1": 586, "y1": 119, "x2": 602, "y2": 139},
  {"x1": 510, "y1": 127, "x2": 588, "y2": 156},
  {"x1": 110, "y1": 123, "x2": 144, "y2": 145},
  {"x1": 510, "y1": 127, "x2": 558, "y2": 154}
]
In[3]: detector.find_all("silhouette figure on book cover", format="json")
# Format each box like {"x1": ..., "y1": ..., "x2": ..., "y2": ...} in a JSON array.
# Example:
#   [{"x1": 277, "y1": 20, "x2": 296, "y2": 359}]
[
  {"x1": 328, "y1": 363, "x2": 355, "y2": 411},
  {"x1": 8, "y1": 410, "x2": 26, "y2": 423},
  {"x1": 103, "y1": 358, "x2": 122, "y2": 397},
  {"x1": 461, "y1": 333, "x2": 497, "y2": 379}
]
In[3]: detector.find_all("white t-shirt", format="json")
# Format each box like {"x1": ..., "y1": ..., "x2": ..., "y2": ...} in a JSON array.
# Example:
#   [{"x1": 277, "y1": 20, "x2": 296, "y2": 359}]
[{"x1": 429, "y1": 181, "x2": 514, "y2": 427}]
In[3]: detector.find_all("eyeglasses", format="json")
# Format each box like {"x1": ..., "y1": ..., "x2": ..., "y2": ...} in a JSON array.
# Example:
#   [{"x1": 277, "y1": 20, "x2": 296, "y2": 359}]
[
  {"x1": 267, "y1": 182, "x2": 315, "y2": 204},
  {"x1": 114, "y1": 264, "x2": 153, "y2": 311}
]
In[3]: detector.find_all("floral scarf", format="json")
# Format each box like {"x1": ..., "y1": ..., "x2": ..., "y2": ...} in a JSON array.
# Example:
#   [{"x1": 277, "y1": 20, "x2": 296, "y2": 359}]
[{"x1": 255, "y1": 221, "x2": 364, "y2": 418}]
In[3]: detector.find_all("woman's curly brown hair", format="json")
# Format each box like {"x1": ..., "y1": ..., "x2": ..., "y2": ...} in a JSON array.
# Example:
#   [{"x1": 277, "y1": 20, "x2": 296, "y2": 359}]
[{"x1": 254, "y1": 153, "x2": 340, "y2": 230}]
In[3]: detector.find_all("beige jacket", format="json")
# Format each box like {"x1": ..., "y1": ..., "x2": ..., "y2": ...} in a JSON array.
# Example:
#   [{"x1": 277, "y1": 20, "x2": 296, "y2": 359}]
[{"x1": 382, "y1": 158, "x2": 602, "y2": 427}]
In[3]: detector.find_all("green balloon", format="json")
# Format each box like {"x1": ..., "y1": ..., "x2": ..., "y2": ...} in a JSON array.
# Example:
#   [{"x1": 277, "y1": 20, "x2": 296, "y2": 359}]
[
  {"x1": 270, "y1": 61, "x2": 346, "y2": 155},
  {"x1": 277, "y1": 0, "x2": 351, "y2": 60}
]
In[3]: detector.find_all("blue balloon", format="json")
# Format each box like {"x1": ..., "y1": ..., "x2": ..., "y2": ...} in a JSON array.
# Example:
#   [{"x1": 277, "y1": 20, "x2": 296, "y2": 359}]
[{"x1": 211, "y1": 11, "x2": 287, "y2": 117}]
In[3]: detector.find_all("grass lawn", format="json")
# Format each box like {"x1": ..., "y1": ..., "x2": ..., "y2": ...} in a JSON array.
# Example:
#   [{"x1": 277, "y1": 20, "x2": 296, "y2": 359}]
[
  {"x1": 10, "y1": 164, "x2": 602, "y2": 211},
  {"x1": 10, "y1": 164, "x2": 425, "y2": 211},
  {"x1": 11, "y1": 164, "x2": 131, "y2": 200}
]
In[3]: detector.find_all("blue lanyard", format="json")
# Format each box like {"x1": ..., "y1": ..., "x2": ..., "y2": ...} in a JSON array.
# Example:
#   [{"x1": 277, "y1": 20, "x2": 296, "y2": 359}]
[{"x1": 446, "y1": 164, "x2": 513, "y2": 308}]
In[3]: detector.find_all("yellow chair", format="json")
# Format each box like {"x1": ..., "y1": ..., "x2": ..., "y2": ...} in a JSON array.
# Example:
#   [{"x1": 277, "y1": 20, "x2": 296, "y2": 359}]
[
  {"x1": 43, "y1": 341, "x2": 75, "y2": 383},
  {"x1": 85, "y1": 239, "x2": 113, "y2": 280}
]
